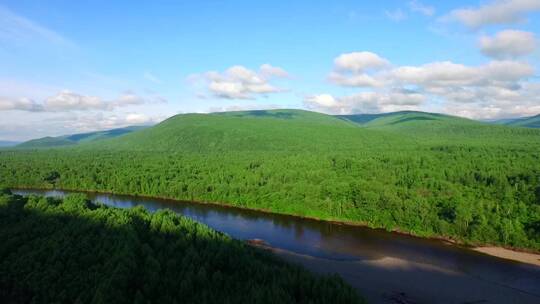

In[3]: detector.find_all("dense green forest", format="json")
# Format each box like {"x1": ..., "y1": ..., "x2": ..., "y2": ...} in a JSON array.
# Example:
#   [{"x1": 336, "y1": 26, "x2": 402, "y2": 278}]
[
  {"x1": 1, "y1": 109, "x2": 539, "y2": 250},
  {"x1": 0, "y1": 189, "x2": 362, "y2": 303}
]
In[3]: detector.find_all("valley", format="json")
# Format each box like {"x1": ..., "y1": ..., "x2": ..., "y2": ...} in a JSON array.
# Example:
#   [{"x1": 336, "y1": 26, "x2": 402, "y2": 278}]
[{"x1": 2, "y1": 109, "x2": 539, "y2": 251}]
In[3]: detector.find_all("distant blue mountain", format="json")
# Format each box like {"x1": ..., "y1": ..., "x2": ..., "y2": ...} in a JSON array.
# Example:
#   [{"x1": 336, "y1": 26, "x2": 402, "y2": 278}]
[
  {"x1": 488, "y1": 114, "x2": 540, "y2": 129},
  {"x1": 0, "y1": 140, "x2": 20, "y2": 147},
  {"x1": 16, "y1": 126, "x2": 149, "y2": 149}
]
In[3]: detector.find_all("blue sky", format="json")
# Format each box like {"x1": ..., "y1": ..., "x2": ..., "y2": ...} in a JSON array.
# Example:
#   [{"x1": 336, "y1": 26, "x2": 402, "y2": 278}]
[{"x1": 1, "y1": 0, "x2": 540, "y2": 140}]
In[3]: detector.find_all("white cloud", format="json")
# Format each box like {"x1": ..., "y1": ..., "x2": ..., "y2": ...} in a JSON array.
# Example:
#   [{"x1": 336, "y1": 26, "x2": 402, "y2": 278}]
[
  {"x1": 0, "y1": 111, "x2": 165, "y2": 141},
  {"x1": 385, "y1": 9, "x2": 407, "y2": 22},
  {"x1": 193, "y1": 64, "x2": 289, "y2": 99},
  {"x1": 317, "y1": 50, "x2": 539, "y2": 118},
  {"x1": 408, "y1": 1, "x2": 435, "y2": 16},
  {"x1": 259, "y1": 64, "x2": 290, "y2": 78},
  {"x1": 305, "y1": 94, "x2": 338, "y2": 108},
  {"x1": 328, "y1": 72, "x2": 384, "y2": 87},
  {"x1": 442, "y1": 84, "x2": 540, "y2": 119},
  {"x1": 125, "y1": 113, "x2": 153, "y2": 124},
  {"x1": 444, "y1": 0, "x2": 540, "y2": 29},
  {"x1": 0, "y1": 97, "x2": 42, "y2": 111},
  {"x1": 304, "y1": 90, "x2": 426, "y2": 115},
  {"x1": 330, "y1": 51, "x2": 534, "y2": 89},
  {"x1": 206, "y1": 103, "x2": 285, "y2": 113},
  {"x1": 53, "y1": 112, "x2": 163, "y2": 133},
  {"x1": 0, "y1": 90, "x2": 166, "y2": 112},
  {"x1": 44, "y1": 90, "x2": 104, "y2": 111},
  {"x1": 330, "y1": 52, "x2": 390, "y2": 87},
  {"x1": 114, "y1": 93, "x2": 163, "y2": 107},
  {"x1": 390, "y1": 60, "x2": 534, "y2": 87},
  {"x1": 334, "y1": 52, "x2": 390, "y2": 73},
  {"x1": 479, "y1": 30, "x2": 536, "y2": 59}
]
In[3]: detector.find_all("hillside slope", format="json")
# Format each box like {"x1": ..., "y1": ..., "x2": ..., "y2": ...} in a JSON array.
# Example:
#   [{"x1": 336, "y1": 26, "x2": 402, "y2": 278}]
[
  {"x1": 16, "y1": 126, "x2": 148, "y2": 149},
  {"x1": 86, "y1": 109, "x2": 407, "y2": 152}
]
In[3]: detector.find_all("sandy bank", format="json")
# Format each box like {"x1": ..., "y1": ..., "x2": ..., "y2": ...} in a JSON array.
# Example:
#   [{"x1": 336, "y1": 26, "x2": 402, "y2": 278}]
[
  {"x1": 257, "y1": 245, "x2": 540, "y2": 304},
  {"x1": 474, "y1": 246, "x2": 540, "y2": 267}
]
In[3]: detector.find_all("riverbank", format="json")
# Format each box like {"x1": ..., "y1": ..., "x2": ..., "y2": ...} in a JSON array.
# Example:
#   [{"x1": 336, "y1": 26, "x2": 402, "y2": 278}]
[
  {"x1": 473, "y1": 247, "x2": 540, "y2": 267},
  {"x1": 250, "y1": 243, "x2": 540, "y2": 304},
  {"x1": 11, "y1": 186, "x2": 540, "y2": 266}
]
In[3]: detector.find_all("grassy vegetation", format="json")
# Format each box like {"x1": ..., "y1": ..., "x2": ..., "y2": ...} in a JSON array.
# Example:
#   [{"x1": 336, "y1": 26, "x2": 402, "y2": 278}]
[
  {"x1": 81, "y1": 110, "x2": 401, "y2": 152},
  {"x1": 0, "y1": 190, "x2": 362, "y2": 303},
  {"x1": 1, "y1": 109, "x2": 539, "y2": 250}
]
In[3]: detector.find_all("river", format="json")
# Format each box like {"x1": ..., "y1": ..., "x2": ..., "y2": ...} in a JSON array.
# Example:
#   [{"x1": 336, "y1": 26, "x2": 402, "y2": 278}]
[{"x1": 13, "y1": 189, "x2": 540, "y2": 304}]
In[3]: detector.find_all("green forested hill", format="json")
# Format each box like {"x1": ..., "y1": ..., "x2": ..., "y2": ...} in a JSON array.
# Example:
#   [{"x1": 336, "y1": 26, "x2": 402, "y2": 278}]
[
  {"x1": 16, "y1": 126, "x2": 148, "y2": 149},
  {"x1": 1, "y1": 109, "x2": 540, "y2": 250},
  {"x1": 84, "y1": 109, "x2": 403, "y2": 152},
  {"x1": 0, "y1": 190, "x2": 361, "y2": 303}
]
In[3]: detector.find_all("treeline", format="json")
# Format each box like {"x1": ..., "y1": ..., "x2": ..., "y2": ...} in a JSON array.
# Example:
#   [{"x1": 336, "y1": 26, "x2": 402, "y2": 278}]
[
  {"x1": 0, "y1": 190, "x2": 363, "y2": 304},
  {"x1": 1, "y1": 144, "x2": 539, "y2": 250}
]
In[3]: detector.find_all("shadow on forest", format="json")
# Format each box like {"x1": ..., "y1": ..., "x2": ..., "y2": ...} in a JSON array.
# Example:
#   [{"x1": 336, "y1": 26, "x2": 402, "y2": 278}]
[
  {"x1": 389, "y1": 116, "x2": 437, "y2": 125},
  {"x1": 0, "y1": 193, "x2": 362, "y2": 304},
  {"x1": 240, "y1": 110, "x2": 296, "y2": 119}
]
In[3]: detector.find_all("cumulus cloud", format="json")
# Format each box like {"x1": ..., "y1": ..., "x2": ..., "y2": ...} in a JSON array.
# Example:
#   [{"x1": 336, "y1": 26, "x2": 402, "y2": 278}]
[
  {"x1": 329, "y1": 72, "x2": 384, "y2": 87},
  {"x1": 44, "y1": 91, "x2": 104, "y2": 111},
  {"x1": 43, "y1": 91, "x2": 152, "y2": 111},
  {"x1": 442, "y1": 84, "x2": 540, "y2": 119},
  {"x1": 330, "y1": 51, "x2": 534, "y2": 89},
  {"x1": 0, "y1": 111, "x2": 165, "y2": 141},
  {"x1": 0, "y1": 90, "x2": 166, "y2": 112},
  {"x1": 50, "y1": 112, "x2": 162, "y2": 134},
  {"x1": 314, "y1": 50, "x2": 539, "y2": 118},
  {"x1": 125, "y1": 113, "x2": 154, "y2": 124},
  {"x1": 304, "y1": 90, "x2": 426, "y2": 115},
  {"x1": 0, "y1": 97, "x2": 42, "y2": 111},
  {"x1": 329, "y1": 52, "x2": 390, "y2": 87},
  {"x1": 390, "y1": 60, "x2": 534, "y2": 87},
  {"x1": 193, "y1": 64, "x2": 289, "y2": 99},
  {"x1": 206, "y1": 103, "x2": 285, "y2": 113},
  {"x1": 259, "y1": 64, "x2": 289, "y2": 78},
  {"x1": 479, "y1": 30, "x2": 536, "y2": 59},
  {"x1": 305, "y1": 94, "x2": 339, "y2": 109},
  {"x1": 444, "y1": 0, "x2": 540, "y2": 29},
  {"x1": 334, "y1": 52, "x2": 390, "y2": 73},
  {"x1": 408, "y1": 0, "x2": 435, "y2": 16}
]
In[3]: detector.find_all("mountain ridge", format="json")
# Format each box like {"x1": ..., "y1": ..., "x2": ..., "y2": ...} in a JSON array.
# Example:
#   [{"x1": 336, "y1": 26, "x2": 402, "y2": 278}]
[{"x1": 8, "y1": 109, "x2": 540, "y2": 150}]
